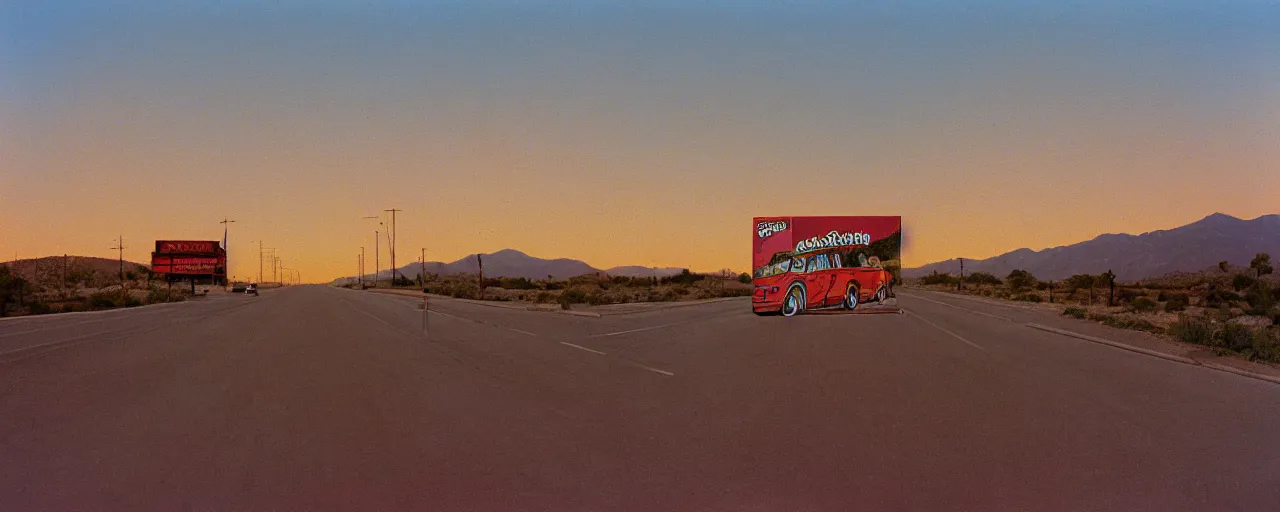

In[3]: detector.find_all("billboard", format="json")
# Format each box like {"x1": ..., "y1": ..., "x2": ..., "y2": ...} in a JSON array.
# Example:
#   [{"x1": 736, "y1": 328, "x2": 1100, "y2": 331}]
[
  {"x1": 151, "y1": 240, "x2": 226, "y2": 277},
  {"x1": 155, "y1": 240, "x2": 219, "y2": 254},
  {"x1": 752, "y1": 216, "x2": 901, "y2": 316}
]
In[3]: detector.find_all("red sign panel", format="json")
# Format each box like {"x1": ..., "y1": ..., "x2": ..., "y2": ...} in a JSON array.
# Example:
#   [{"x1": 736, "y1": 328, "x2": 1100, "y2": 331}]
[
  {"x1": 151, "y1": 255, "x2": 224, "y2": 275},
  {"x1": 155, "y1": 240, "x2": 220, "y2": 255}
]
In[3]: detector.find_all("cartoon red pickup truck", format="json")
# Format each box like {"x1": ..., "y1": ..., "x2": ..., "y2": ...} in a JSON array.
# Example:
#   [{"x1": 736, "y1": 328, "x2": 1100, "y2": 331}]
[{"x1": 752, "y1": 247, "x2": 893, "y2": 316}]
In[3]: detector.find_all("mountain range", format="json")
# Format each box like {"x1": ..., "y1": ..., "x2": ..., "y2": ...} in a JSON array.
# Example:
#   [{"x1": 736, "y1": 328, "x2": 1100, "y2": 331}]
[
  {"x1": 904, "y1": 213, "x2": 1280, "y2": 281},
  {"x1": 349, "y1": 249, "x2": 687, "y2": 282}
]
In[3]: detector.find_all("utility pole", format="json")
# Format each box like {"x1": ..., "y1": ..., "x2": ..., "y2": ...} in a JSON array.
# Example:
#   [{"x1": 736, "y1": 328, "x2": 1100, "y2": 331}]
[
  {"x1": 110, "y1": 235, "x2": 125, "y2": 283},
  {"x1": 374, "y1": 230, "x2": 380, "y2": 288},
  {"x1": 220, "y1": 218, "x2": 235, "y2": 285},
  {"x1": 477, "y1": 253, "x2": 484, "y2": 300},
  {"x1": 420, "y1": 248, "x2": 426, "y2": 287},
  {"x1": 384, "y1": 208, "x2": 401, "y2": 284},
  {"x1": 958, "y1": 258, "x2": 964, "y2": 291},
  {"x1": 258, "y1": 240, "x2": 264, "y2": 284},
  {"x1": 360, "y1": 247, "x2": 366, "y2": 288},
  {"x1": 1104, "y1": 269, "x2": 1116, "y2": 307}
]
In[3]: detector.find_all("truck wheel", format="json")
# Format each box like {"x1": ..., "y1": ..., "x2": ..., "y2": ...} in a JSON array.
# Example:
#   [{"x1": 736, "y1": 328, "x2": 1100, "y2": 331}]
[
  {"x1": 781, "y1": 284, "x2": 805, "y2": 317},
  {"x1": 844, "y1": 283, "x2": 860, "y2": 310}
]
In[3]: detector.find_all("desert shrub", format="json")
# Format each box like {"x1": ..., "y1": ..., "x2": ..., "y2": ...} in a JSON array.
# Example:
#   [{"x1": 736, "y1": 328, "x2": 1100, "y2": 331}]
[
  {"x1": 146, "y1": 289, "x2": 171, "y2": 304},
  {"x1": 661, "y1": 269, "x2": 704, "y2": 286},
  {"x1": 88, "y1": 292, "x2": 119, "y2": 309},
  {"x1": 1129, "y1": 297, "x2": 1158, "y2": 313},
  {"x1": 1116, "y1": 287, "x2": 1146, "y2": 302},
  {"x1": 561, "y1": 288, "x2": 587, "y2": 304},
  {"x1": 1252, "y1": 328, "x2": 1280, "y2": 363},
  {"x1": 1088, "y1": 312, "x2": 1160, "y2": 333},
  {"x1": 1232, "y1": 274, "x2": 1256, "y2": 291},
  {"x1": 1170, "y1": 316, "x2": 1214, "y2": 345},
  {"x1": 672, "y1": 286, "x2": 690, "y2": 296},
  {"x1": 1219, "y1": 323, "x2": 1255, "y2": 351},
  {"x1": 718, "y1": 287, "x2": 753, "y2": 298},
  {"x1": 919, "y1": 271, "x2": 958, "y2": 286},
  {"x1": 122, "y1": 295, "x2": 142, "y2": 307},
  {"x1": 1063, "y1": 307, "x2": 1087, "y2": 319},
  {"x1": 738, "y1": 273, "x2": 751, "y2": 284},
  {"x1": 1163, "y1": 294, "x2": 1189, "y2": 312},
  {"x1": 534, "y1": 291, "x2": 553, "y2": 303},
  {"x1": 1251, "y1": 253, "x2": 1274, "y2": 277},
  {"x1": 965, "y1": 272, "x2": 1002, "y2": 286},
  {"x1": 1064, "y1": 274, "x2": 1096, "y2": 292},
  {"x1": 497, "y1": 277, "x2": 538, "y2": 290},
  {"x1": 1006, "y1": 269, "x2": 1038, "y2": 291},
  {"x1": 1014, "y1": 292, "x2": 1042, "y2": 303},
  {"x1": 1244, "y1": 283, "x2": 1274, "y2": 314},
  {"x1": 27, "y1": 300, "x2": 52, "y2": 315}
]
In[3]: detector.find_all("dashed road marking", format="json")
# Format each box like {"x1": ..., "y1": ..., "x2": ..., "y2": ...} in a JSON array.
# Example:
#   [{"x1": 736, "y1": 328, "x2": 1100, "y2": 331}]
[
  {"x1": 590, "y1": 322, "x2": 689, "y2": 338},
  {"x1": 900, "y1": 293, "x2": 1014, "y2": 321},
  {"x1": 559, "y1": 342, "x2": 607, "y2": 355},
  {"x1": 905, "y1": 310, "x2": 988, "y2": 352},
  {"x1": 633, "y1": 364, "x2": 675, "y2": 376},
  {"x1": 429, "y1": 309, "x2": 537, "y2": 337}
]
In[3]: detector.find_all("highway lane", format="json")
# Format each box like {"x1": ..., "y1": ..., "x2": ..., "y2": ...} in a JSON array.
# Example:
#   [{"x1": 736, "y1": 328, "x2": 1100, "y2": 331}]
[{"x1": 1, "y1": 285, "x2": 1277, "y2": 510}]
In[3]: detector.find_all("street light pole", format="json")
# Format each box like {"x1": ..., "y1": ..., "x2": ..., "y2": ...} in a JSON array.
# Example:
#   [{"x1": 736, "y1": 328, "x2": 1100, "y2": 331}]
[{"x1": 362, "y1": 215, "x2": 382, "y2": 288}]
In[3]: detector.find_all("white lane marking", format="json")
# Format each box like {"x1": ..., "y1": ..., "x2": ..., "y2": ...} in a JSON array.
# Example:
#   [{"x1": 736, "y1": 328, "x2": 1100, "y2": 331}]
[
  {"x1": 428, "y1": 308, "x2": 536, "y2": 337},
  {"x1": 905, "y1": 310, "x2": 987, "y2": 352},
  {"x1": 559, "y1": 342, "x2": 607, "y2": 355},
  {"x1": 350, "y1": 305, "x2": 395, "y2": 327},
  {"x1": 900, "y1": 293, "x2": 1014, "y2": 321},
  {"x1": 590, "y1": 322, "x2": 685, "y2": 338},
  {"x1": 634, "y1": 364, "x2": 675, "y2": 376}
]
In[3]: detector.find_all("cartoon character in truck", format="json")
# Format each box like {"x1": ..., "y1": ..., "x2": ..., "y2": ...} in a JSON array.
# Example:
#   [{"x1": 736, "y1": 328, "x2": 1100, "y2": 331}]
[{"x1": 752, "y1": 246, "x2": 894, "y2": 316}]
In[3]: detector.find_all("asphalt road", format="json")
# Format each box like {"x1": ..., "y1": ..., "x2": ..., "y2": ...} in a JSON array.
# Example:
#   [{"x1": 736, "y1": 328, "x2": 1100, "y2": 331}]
[{"x1": 2, "y1": 285, "x2": 1277, "y2": 511}]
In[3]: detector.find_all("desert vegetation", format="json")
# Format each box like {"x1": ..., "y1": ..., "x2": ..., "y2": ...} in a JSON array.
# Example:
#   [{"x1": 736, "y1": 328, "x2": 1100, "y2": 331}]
[
  {"x1": 1, "y1": 259, "x2": 189, "y2": 317},
  {"x1": 347, "y1": 269, "x2": 753, "y2": 309},
  {"x1": 909, "y1": 253, "x2": 1280, "y2": 363}
]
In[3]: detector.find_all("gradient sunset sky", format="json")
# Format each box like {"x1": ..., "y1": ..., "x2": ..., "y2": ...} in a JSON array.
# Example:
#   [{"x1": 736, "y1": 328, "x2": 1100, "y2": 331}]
[{"x1": 3, "y1": 1, "x2": 1278, "y2": 282}]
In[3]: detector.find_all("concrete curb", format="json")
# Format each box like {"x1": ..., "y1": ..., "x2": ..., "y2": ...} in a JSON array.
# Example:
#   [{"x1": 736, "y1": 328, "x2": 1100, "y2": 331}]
[
  {"x1": 556, "y1": 310, "x2": 602, "y2": 318},
  {"x1": 1200, "y1": 362, "x2": 1280, "y2": 385},
  {"x1": 1025, "y1": 323, "x2": 1280, "y2": 386},
  {"x1": 1026, "y1": 323, "x2": 1199, "y2": 365},
  {"x1": 364, "y1": 289, "x2": 603, "y2": 318}
]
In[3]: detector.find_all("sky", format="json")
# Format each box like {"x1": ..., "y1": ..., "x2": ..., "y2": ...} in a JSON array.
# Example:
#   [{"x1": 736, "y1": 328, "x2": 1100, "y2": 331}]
[{"x1": 2, "y1": 1, "x2": 1278, "y2": 282}]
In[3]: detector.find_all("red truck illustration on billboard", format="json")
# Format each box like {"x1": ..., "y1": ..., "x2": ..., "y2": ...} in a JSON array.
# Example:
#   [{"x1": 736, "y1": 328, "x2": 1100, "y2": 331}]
[{"x1": 752, "y1": 216, "x2": 902, "y2": 316}]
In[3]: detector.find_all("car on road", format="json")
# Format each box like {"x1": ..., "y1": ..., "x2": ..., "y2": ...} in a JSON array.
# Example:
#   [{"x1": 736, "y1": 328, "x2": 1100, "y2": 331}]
[
  {"x1": 230, "y1": 282, "x2": 247, "y2": 293},
  {"x1": 752, "y1": 247, "x2": 893, "y2": 316},
  {"x1": 245, "y1": 283, "x2": 258, "y2": 296}
]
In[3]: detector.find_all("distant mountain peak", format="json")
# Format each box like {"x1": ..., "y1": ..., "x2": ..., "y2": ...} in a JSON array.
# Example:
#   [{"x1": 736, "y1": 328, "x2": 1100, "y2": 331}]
[
  {"x1": 905, "y1": 212, "x2": 1280, "y2": 281},
  {"x1": 1193, "y1": 212, "x2": 1242, "y2": 225}
]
